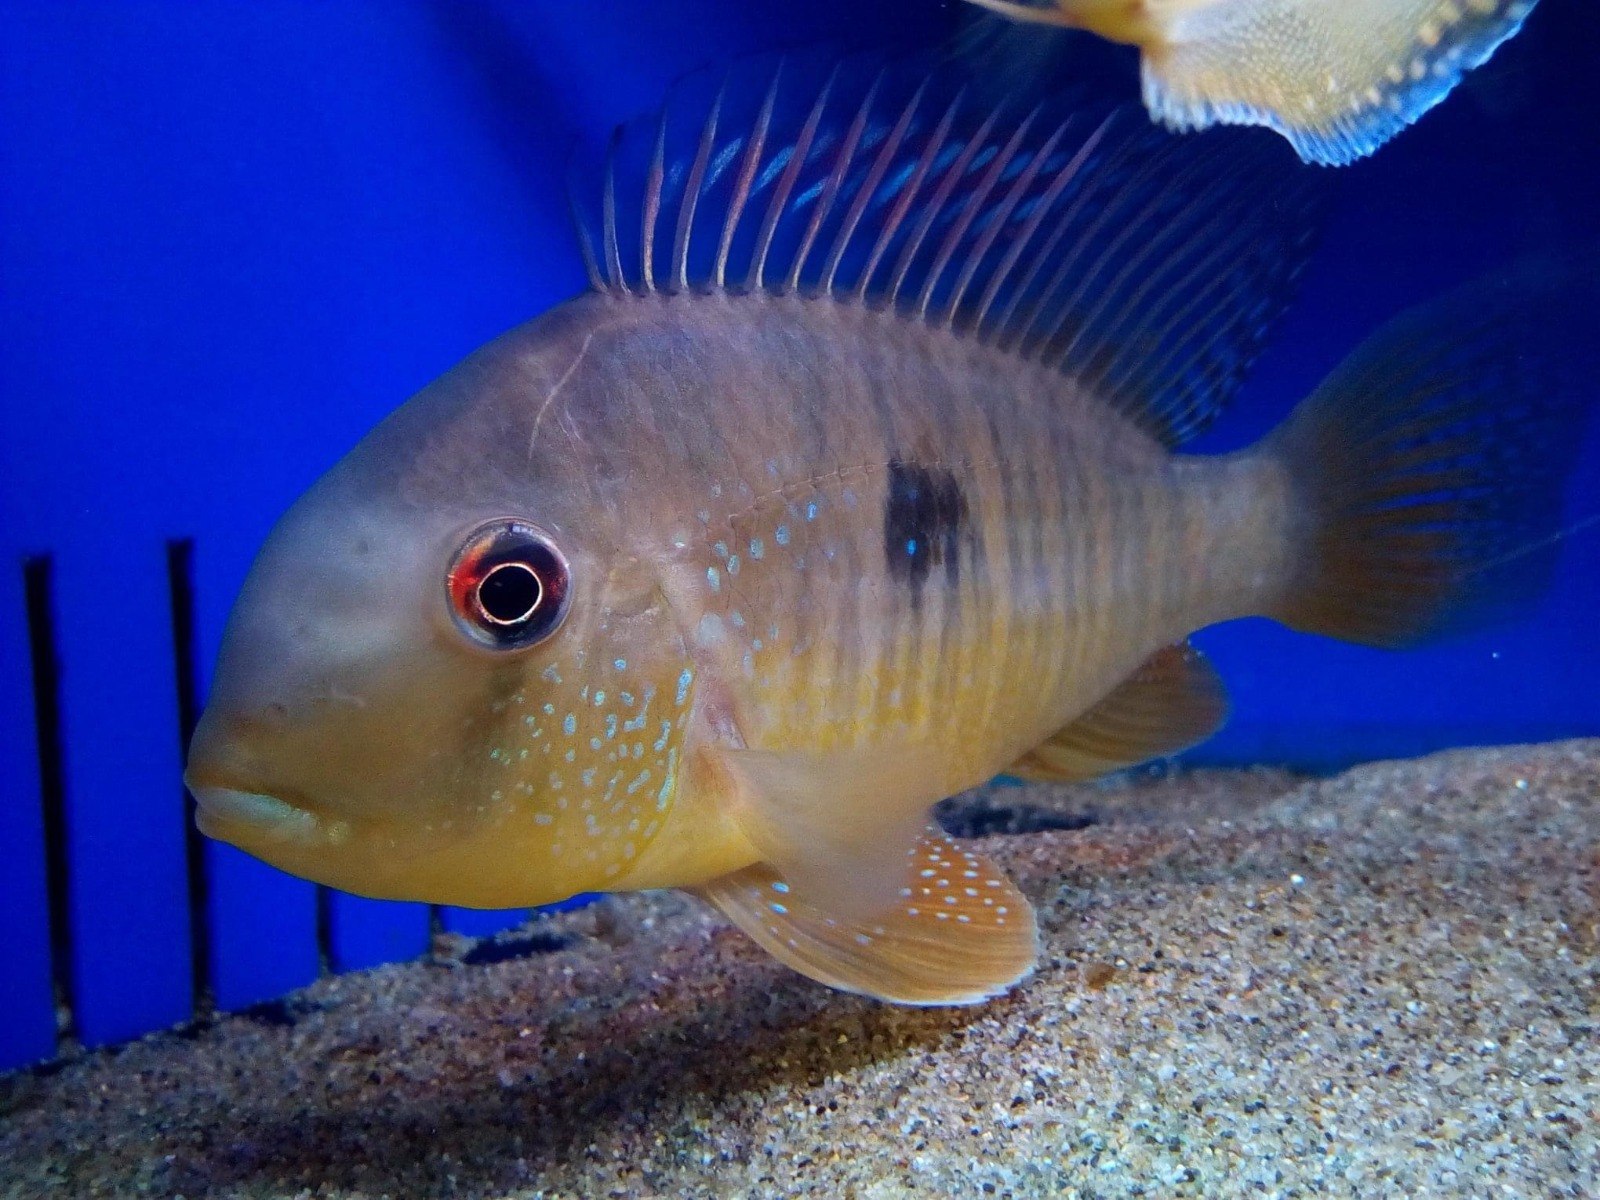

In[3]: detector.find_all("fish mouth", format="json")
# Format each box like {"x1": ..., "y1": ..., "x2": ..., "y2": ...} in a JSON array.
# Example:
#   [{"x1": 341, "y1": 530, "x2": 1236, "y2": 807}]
[{"x1": 188, "y1": 780, "x2": 330, "y2": 848}]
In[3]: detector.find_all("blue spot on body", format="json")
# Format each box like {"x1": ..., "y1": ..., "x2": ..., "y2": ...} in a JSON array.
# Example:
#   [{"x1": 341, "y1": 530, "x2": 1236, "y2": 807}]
[
  {"x1": 563, "y1": 714, "x2": 577, "y2": 736},
  {"x1": 749, "y1": 538, "x2": 765, "y2": 559},
  {"x1": 775, "y1": 524, "x2": 790, "y2": 546},
  {"x1": 676, "y1": 668, "x2": 694, "y2": 706}
]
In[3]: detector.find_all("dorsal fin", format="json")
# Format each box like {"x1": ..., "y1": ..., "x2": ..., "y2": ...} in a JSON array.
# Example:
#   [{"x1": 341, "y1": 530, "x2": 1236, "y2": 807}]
[{"x1": 569, "y1": 51, "x2": 1325, "y2": 446}]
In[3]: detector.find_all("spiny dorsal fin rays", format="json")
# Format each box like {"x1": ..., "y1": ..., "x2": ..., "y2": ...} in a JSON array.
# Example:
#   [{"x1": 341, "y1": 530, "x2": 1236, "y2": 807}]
[
  {"x1": 1045, "y1": 140, "x2": 1242, "y2": 370},
  {"x1": 787, "y1": 69, "x2": 885, "y2": 296},
  {"x1": 997, "y1": 119, "x2": 1157, "y2": 356},
  {"x1": 851, "y1": 84, "x2": 958, "y2": 305},
  {"x1": 567, "y1": 178, "x2": 605, "y2": 294},
  {"x1": 941, "y1": 107, "x2": 1058, "y2": 331},
  {"x1": 745, "y1": 65, "x2": 838, "y2": 294},
  {"x1": 672, "y1": 78, "x2": 726, "y2": 295},
  {"x1": 824, "y1": 78, "x2": 930, "y2": 299},
  {"x1": 715, "y1": 65, "x2": 782, "y2": 292},
  {"x1": 1024, "y1": 138, "x2": 1199, "y2": 360},
  {"x1": 982, "y1": 109, "x2": 1126, "y2": 347},
  {"x1": 920, "y1": 105, "x2": 1041, "y2": 324},
  {"x1": 640, "y1": 104, "x2": 668, "y2": 295},
  {"x1": 891, "y1": 93, "x2": 993, "y2": 313},
  {"x1": 572, "y1": 51, "x2": 1321, "y2": 446},
  {"x1": 602, "y1": 128, "x2": 625, "y2": 294}
]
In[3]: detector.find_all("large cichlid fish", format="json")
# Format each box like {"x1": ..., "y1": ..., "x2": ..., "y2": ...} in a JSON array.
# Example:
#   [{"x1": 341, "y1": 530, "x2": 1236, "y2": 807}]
[
  {"x1": 185, "y1": 57, "x2": 1592, "y2": 1005},
  {"x1": 960, "y1": 0, "x2": 1540, "y2": 165}
]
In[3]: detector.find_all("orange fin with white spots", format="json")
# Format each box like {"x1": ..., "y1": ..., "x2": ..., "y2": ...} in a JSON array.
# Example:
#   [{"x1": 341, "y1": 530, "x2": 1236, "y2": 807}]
[
  {"x1": 718, "y1": 743, "x2": 938, "y2": 921},
  {"x1": 962, "y1": 0, "x2": 1538, "y2": 165},
  {"x1": 696, "y1": 829, "x2": 1038, "y2": 1005},
  {"x1": 1136, "y1": 0, "x2": 1539, "y2": 165},
  {"x1": 1007, "y1": 643, "x2": 1229, "y2": 783}
]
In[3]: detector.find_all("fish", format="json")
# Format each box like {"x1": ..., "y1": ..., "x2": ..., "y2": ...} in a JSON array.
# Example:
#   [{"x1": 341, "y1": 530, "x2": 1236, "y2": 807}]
[
  {"x1": 184, "y1": 55, "x2": 1593, "y2": 1006},
  {"x1": 959, "y1": 0, "x2": 1541, "y2": 165}
]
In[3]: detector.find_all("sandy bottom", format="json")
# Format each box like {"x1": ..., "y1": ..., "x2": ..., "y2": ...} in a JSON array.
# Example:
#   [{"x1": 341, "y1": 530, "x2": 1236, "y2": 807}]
[{"x1": 3, "y1": 741, "x2": 1598, "y2": 1198}]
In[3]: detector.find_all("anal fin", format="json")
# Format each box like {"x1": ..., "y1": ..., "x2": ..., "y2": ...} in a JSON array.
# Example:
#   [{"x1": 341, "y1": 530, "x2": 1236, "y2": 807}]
[
  {"x1": 1008, "y1": 642, "x2": 1229, "y2": 783},
  {"x1": 696, "y1": 829, "x2": 1038, "y2": 1006}
]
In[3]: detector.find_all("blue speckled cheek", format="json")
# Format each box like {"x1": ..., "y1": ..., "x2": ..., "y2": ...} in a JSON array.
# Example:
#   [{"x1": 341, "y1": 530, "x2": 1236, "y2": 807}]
[{"x1": 472, "y1": 645, "x2": 697, "y2": 886}]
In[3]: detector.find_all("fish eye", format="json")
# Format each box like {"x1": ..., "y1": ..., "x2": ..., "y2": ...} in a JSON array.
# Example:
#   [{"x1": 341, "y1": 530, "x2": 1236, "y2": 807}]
[{"x1": 447, "y1": 520, "x2": 571, "y2": 651}]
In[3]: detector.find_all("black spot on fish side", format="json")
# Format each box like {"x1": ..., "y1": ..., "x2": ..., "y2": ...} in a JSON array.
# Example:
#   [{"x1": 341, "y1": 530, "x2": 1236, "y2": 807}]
[{"x1": 884, "y1": 458, "x2": 969, "y2": 602}]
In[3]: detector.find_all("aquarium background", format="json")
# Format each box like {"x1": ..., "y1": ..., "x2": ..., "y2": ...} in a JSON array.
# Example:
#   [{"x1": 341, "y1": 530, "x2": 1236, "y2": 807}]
[{"x1": 2, "y1": 0, "x2": 1596, "y2": 1072}]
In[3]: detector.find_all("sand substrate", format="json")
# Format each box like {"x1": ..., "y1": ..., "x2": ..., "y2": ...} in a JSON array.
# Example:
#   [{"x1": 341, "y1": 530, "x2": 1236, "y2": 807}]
[{"x1": 3, "y1": 740, "x2": 1598, "y2": 1198}]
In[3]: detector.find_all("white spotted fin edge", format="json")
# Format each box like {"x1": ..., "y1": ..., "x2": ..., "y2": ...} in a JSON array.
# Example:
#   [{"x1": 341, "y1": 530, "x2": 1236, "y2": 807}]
[{"x1": 696, "y1": 828, "x2": 1039, "y2": 1006}]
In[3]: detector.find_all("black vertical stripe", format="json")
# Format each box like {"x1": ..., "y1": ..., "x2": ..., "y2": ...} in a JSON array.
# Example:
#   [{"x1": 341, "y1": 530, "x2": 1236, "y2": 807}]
[
  {"x1": 165, "y1": 538, "x2": 213, "y2": 1017},
  {"x1": 23, "y1": 556, "x2": 76, "y2": 1048}
]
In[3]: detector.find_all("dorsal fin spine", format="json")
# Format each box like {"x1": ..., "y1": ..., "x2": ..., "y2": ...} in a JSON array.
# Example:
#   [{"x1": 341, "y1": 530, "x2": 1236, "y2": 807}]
[
  {"x1": 640, "y1": 108, "x2": 668, "y2": 295},
  {"x1": 1045, "y1": 141, "x2": 1229, "y2": 374},
  {"x1": 1014, "y1": 133, "x2": 1175, "y2": 358},
  {"x1": 602, "y1": 129, "x2": 626, "y2": 295},
  {"x1": 928, "y1": 105, "x2": 1042, "y2": 328},
  {"x1": 672, "y1": 79, "x2": 726, "y2": 295},
  {"x1": 884, "y1": 90, "x2": 969, "y2": 308},
  {"x1": 715, "y1": 65, "x2": 783, "y2": 291},
  {"x1": 981, "y1": 112, "x2": 1115, "y2": 345},
  {"x1": 785, "y1": 70, "x2": 884, "y2": 295},
  {"x1": 574, "y1": 54, "x2": 1321, "y2": 447},
  {"x1": 944, "y1": 110, "x2": 1061, "y2": 332},
  {"x1": 746, "y1": 66, "x2": 838, "y2": 293},
  {"x1": 1086, "y1": 152, "x2": 1276, "y2": 405},
  {"x1": 1000, "y1": 116, "x2": 1150, "y2": 356},
  {"x1": 568, "y1": 178, "x2": 604, "y2": 293},
  {"x1": 823, "y1": 81, "x2": 928, "y2": 298}
]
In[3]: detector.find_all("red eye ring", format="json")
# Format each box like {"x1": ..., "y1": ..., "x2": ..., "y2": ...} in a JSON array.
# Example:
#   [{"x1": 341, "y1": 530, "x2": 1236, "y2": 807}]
[{"x1": 446, "y1": 519, "x2": 571, "y2": 650}]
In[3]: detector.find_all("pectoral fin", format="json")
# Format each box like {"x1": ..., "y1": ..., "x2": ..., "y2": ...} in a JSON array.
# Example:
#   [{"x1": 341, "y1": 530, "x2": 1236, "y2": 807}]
[
  {"x1": 717, "y1": 743, "x2": 940, "y2": 920},
  {"x1": 696, "y1": 828, "x2": 1038, "y2": 1005},
  {"x1": 1008, "y1": 642, "x2": 1229, "y2": 783}
]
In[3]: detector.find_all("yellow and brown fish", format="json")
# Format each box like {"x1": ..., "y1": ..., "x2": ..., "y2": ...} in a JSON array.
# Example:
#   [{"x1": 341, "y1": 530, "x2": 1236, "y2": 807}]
[
  {"x1": 961, "y1": 0, "x2": 1540, "y2": 165},
  {"x1": 185, "y1": 57, "x2": 1591, "y2": 1005}
]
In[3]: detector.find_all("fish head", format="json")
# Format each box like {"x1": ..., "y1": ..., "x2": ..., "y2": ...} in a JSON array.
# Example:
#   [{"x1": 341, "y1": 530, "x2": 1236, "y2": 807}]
[{"x1": 185, "y1": 322, "x2": 698, "y2": 908}]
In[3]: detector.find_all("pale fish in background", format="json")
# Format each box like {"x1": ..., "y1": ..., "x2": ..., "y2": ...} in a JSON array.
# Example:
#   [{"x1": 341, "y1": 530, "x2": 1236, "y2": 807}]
[
  {"x1": 184, "y1": 56, "x2": 1592, "y2": 1006},
  {"x1": 960, "y1": 0, "x2": 1541, "y2": 165}
]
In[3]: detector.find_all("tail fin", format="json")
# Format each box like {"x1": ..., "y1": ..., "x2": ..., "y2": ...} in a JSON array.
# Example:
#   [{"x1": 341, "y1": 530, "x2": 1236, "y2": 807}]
[{"x1": 1267, "y1": 257, "x2": 1597, "y2": 648}]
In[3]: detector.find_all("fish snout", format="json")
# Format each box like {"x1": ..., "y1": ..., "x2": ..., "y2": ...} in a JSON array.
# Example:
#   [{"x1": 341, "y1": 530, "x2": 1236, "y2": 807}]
[{"x1": 184, "y1": 705, "x2": 324, "y2": 845}]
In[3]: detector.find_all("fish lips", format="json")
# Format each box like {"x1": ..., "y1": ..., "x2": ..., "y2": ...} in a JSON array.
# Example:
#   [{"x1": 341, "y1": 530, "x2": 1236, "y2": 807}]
[{"x1": 188, "y1": 784, "x2": 316, "y2": 838}]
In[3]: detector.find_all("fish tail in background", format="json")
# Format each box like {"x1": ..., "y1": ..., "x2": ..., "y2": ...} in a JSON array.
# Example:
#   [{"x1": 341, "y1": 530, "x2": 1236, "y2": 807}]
[
  {"x1": 1263, "y1": 256, "x2": 1598, "y2": 649},
  {"x1": 1137, "y1": 0, "x2": 1540, "y2": 166}
]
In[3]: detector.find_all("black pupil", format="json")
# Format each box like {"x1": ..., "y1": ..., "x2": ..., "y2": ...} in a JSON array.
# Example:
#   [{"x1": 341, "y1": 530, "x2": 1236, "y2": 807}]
[{"x1": 478, "y1": 562, "x2": 542, "y2": 625}]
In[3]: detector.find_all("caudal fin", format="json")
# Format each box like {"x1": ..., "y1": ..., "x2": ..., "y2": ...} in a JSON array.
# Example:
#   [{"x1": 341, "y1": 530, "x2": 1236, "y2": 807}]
[{"x1": 1267, "y1": 258, "x2": 1597, "y2": 648}]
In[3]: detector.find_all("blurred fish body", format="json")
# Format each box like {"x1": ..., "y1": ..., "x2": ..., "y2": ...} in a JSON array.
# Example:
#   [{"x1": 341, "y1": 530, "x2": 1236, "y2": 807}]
[
  {"x1": 184, "y1": 58, "x2": 1591, "y2": 1005},
  {"x1": 962, "y1": 0, "x2": 1540, "y2": 164}
]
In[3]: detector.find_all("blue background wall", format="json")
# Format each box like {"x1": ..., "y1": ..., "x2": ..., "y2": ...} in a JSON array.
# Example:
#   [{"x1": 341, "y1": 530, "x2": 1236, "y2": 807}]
[{"x1": 1, "y1": 0, "x2": 1595, "y2": 1071}]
